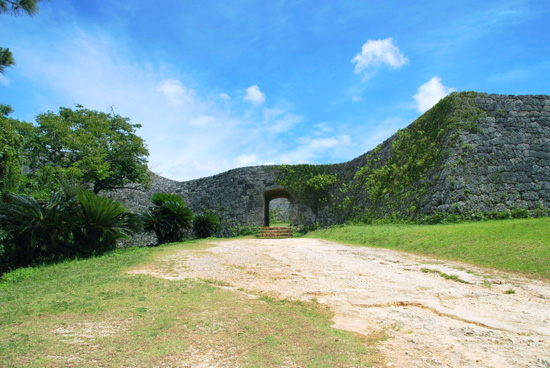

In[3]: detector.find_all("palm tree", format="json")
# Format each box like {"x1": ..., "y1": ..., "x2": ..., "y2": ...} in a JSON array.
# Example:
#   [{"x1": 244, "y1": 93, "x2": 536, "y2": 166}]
[
  {"x1": 193, "y1": 211, "x2": 220, "y2": 238},
  {"x1": 143, "y1": 193, "x2": 193, "y2": 245},
  {"x1": 76, "y1": 191, "x2": 143, "y2": 254},
  {"x1": 0, "y1": 176, "x2": 143, "y2": 272},
  {"x1": 0, "y1": 191, "x2": 75, "y2": 267}
]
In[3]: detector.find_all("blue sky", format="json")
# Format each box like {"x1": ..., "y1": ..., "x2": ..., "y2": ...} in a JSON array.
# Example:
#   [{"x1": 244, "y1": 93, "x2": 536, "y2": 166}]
[{"x1": 1, "y1": 0, "x2": 549, "y2": 181}]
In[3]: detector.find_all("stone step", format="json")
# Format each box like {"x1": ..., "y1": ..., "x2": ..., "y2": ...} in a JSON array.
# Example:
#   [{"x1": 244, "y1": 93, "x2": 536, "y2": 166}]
[{"x1": 257, "y1": 226, "x2": 293, "y2": 239}]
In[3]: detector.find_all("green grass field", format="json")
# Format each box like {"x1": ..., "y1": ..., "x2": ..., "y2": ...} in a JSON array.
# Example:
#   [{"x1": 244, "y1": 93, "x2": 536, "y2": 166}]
[
  {"x1": 0, "y1": 240, "x2": 381, "y2": 368},
  {"x1": 306, "y1": 217, "x2": 550, "y2": 279}
]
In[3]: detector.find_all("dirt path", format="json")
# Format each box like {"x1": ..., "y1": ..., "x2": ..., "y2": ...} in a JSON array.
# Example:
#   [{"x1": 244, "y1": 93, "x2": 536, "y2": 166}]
[{"x1": 130, "y1": 238, "x2": 550, "y2": 367}]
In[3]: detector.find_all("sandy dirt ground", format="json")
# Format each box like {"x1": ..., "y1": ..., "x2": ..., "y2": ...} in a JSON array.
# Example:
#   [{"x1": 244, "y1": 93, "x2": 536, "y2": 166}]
[{"x1": 130, "y1": 238, "x2": 550, "y2": 367}]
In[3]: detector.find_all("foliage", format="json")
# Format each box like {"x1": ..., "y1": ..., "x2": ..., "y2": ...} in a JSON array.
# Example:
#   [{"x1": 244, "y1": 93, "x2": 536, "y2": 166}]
[
  {"x1": 328, "y1": 92, "x2": 487, "y2": 223},
  {"x1": 0, "y1": 177, "x2": 141, "y2": 274},
  {"x1": 0, "y1": 0, "x2": 42, "y2": 73},
  {"x1": 193, "y1": 210, "x2": 220, "y2": 238},
  {"x1": 0, "y1": 105, "x2": 23, "y2": 195},
  {"x1": 420, "y1": 207, "x2": 547, "y2": 225},
  {"x1": 75, "y1": 191, "x2": 143, "y2": 254},
  {"x1": 0, "y1": 47, "x2": 15, "y2": 74},
  {"x1": 143, "y1": 193, "x2": 194, "y2": 245},
  {"x1": 21, "y1": 105, "x2": 150, "y2": 194},
  {"x1": 0, "y1": 0, "x2": 40, "y2": 15},
  {"x1": 277, "y1": 164, "x2": 337, "y2": 221}
]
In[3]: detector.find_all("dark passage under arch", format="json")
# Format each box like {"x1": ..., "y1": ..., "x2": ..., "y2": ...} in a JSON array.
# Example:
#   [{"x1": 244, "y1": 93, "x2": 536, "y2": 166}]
[{"x1": 264, "y1": 188, "x2": 291, "y2": 227}]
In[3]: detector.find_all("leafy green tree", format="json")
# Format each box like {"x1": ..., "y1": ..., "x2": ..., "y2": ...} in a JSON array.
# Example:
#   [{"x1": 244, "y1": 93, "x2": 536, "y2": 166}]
[
  {"x1": 193, "y1": 210, "x2": 220, "y2": 239},
  {"x1": 143, "y1": 193, "x2": 194, "y2": 245},
  {"x1": 23, "y1": 105, "x2": 150, "y2": 194},
  {"x1": 0, "y1": 0, "x2": 42, "y2": 74},
  {"x1": 0, "y1": 105, "x2": 23, "y2": 195}
]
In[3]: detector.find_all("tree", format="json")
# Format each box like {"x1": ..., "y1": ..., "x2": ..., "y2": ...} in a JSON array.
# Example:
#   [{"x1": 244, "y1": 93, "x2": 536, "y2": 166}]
[
  {"x1": 0, "y1": 105, "x2": 23, "y2": 195},
  {"x1": 23, "y1": 105, "x2": 150, "y2": 194},
  {"x1": 0, "y1": 0, "x2": 42, "y2": 74}
]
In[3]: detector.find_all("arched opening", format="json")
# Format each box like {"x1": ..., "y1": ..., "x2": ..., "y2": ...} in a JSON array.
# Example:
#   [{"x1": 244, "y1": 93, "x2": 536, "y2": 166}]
[{"x1": 264, "y1": 188, "x2": 291, "y2": 227}]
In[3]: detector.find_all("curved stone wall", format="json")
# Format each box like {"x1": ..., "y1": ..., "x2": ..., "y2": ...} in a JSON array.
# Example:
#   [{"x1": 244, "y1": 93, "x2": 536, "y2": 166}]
[{"x1": 110, "y1": 92, "x2": 550, "y2": 237}]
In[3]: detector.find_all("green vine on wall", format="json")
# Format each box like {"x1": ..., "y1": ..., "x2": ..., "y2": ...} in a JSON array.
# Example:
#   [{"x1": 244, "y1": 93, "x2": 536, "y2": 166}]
[
  {"x1": 275, "y1": 92, "x2": 488, "y2": 225},
  {"x1": 340, "y1": 92, "x2": 487, "y2": 221},
  {"x1": 277, "y1": 164, "x2": 337, "y2": 221}
]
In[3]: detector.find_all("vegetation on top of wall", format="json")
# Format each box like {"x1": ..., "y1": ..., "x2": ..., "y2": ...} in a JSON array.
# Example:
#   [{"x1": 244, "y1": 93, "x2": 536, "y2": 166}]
[
  {"x1": 331, "y1": 91, "x2": 487, "y2": 223},
  {"x1": 277, "y1": 164, "x2": 338, "y2": 221}
]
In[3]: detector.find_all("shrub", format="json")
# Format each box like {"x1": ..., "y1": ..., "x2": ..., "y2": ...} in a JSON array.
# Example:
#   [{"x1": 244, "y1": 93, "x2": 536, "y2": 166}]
[
  {"x1": 511, "y1": 208, "x2": 530, "y2": 219},
  {"x1": 0, "y1": 179, "x2": 142, "y2": 274},
  {"x1": 143, "y1": 193, "x2": 194, "y2": 245},
  {"x1": 193, "y1": 211, "x2": 220, "y2": 239},
  {"x1": 75, "y1": 191, "x2": 143, "y2": 254}
]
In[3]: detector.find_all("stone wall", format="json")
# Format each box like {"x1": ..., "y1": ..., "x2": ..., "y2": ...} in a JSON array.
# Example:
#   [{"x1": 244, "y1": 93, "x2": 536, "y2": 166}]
[
  {"x1": 110, "y1": 92, "x2": 550, "y2": 239},
  {"x1": 432, "y1": 93, "x2": 550, "y2": 214}
]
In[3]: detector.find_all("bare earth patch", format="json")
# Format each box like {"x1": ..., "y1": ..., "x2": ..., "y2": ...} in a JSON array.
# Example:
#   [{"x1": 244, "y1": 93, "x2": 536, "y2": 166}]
[{"x1": 129, "y1": 238, "x2": 550, "y2": 368}]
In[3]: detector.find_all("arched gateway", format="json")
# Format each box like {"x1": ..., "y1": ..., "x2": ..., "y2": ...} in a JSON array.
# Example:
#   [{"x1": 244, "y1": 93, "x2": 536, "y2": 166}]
[{"x1": 263, "y1": 188, "x2": 291, "y2": 227}]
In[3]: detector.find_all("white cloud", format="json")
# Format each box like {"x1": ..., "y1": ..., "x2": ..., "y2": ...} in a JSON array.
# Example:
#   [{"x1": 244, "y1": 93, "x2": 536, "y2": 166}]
[
  {"x1": 352, "y1": 38, "x2": 408, "y2": 74},
  {"x1": 190, "y1": 115, "x2": 216, "y2": 126},
  {"x1": 156, "y1": 79, "x2": 195, "y2": 107},
  {"x1": 235, "y1": 153, "x2": 258, "y2": 166},
  {"x1": 219, "y1": 93, "x2": 231, "y2": 100},
  {"x1": 244, "y1": 85, "x2": 265, "y2": 104},
  {"x1": 309, "y1": 136, "x2": 351, "y2": 149},
  {"x1": 413, "y1": 76, "x2": 456, "y2": 113}
]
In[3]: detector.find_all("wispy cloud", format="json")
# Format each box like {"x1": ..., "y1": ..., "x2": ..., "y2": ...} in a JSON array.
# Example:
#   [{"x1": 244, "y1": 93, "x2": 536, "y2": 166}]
[
  {"x1": 487, "y1": 68, "x2": 529, "y2": 83},
  {"x1": 413, "y1": 76, "x2": 455, "y2": 113},
  {"x1": 8, "y1": 23, "x2": 362, "y2": 180},
  {"x1": 0, "y1": 74, "x2": 9, "y2": 86},
  {"x1": 352, "y1": 38, "x2": 408, "y2": 74},
  {"x1": 235, "y1": 153, "x2": 258, "y2": 166},
  {"x1": 156, "y1": 79, "x2": 195, "y2": 107},
  {"x1": 281, "y1": 135, "x2": 351, "y2": 164},
  {"x1": 190, "y1": 115, "x2": 216, "y2": 126}
]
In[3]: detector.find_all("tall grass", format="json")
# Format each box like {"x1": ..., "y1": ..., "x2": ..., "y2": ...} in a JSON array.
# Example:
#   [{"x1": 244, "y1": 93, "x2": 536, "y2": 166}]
[{"x1": 307, "y1": 218, "x2": 550, "y2": 278}]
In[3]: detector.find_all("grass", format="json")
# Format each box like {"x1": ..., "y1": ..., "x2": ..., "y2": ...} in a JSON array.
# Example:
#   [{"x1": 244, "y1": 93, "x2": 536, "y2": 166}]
[
  {"x1": 421, "y1": 268, "x2": 469, "y2": 284},
  {"x1": 306, "y1": 218, "x2": 550, "y2": 279},
  {"x1": 0, "y1": 240, "x2": 381, "y2": 367}
]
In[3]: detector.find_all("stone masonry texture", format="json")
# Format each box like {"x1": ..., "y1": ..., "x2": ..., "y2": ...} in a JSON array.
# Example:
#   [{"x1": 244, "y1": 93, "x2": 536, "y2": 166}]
[{"x1": 109, "y1": 92, "x2": 550, "y2": 241}]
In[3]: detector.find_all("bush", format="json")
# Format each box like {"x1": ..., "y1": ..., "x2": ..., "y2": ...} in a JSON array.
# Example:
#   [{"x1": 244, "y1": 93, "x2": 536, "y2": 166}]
[
  {"x1": 0, "y1": 179, "x2": 142, "y2": 274},
  {"x1": 193, "y1": 211, "x2": 220, "y2": 239},
  {"x1": 143, "y1": 193, "x2": 194, "y2": 245},
  {"x1": 511, "y1": 208, "x2": 530, "y2": 219},
  {"x1": 75, "y1": 191, "x2": 143, "y2": 254}
]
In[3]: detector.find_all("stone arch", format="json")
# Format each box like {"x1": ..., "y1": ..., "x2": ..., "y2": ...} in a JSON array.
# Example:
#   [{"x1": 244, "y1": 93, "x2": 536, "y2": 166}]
[{"x1": 264, "y1": 188, "x2": 291, "y2": 227}]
